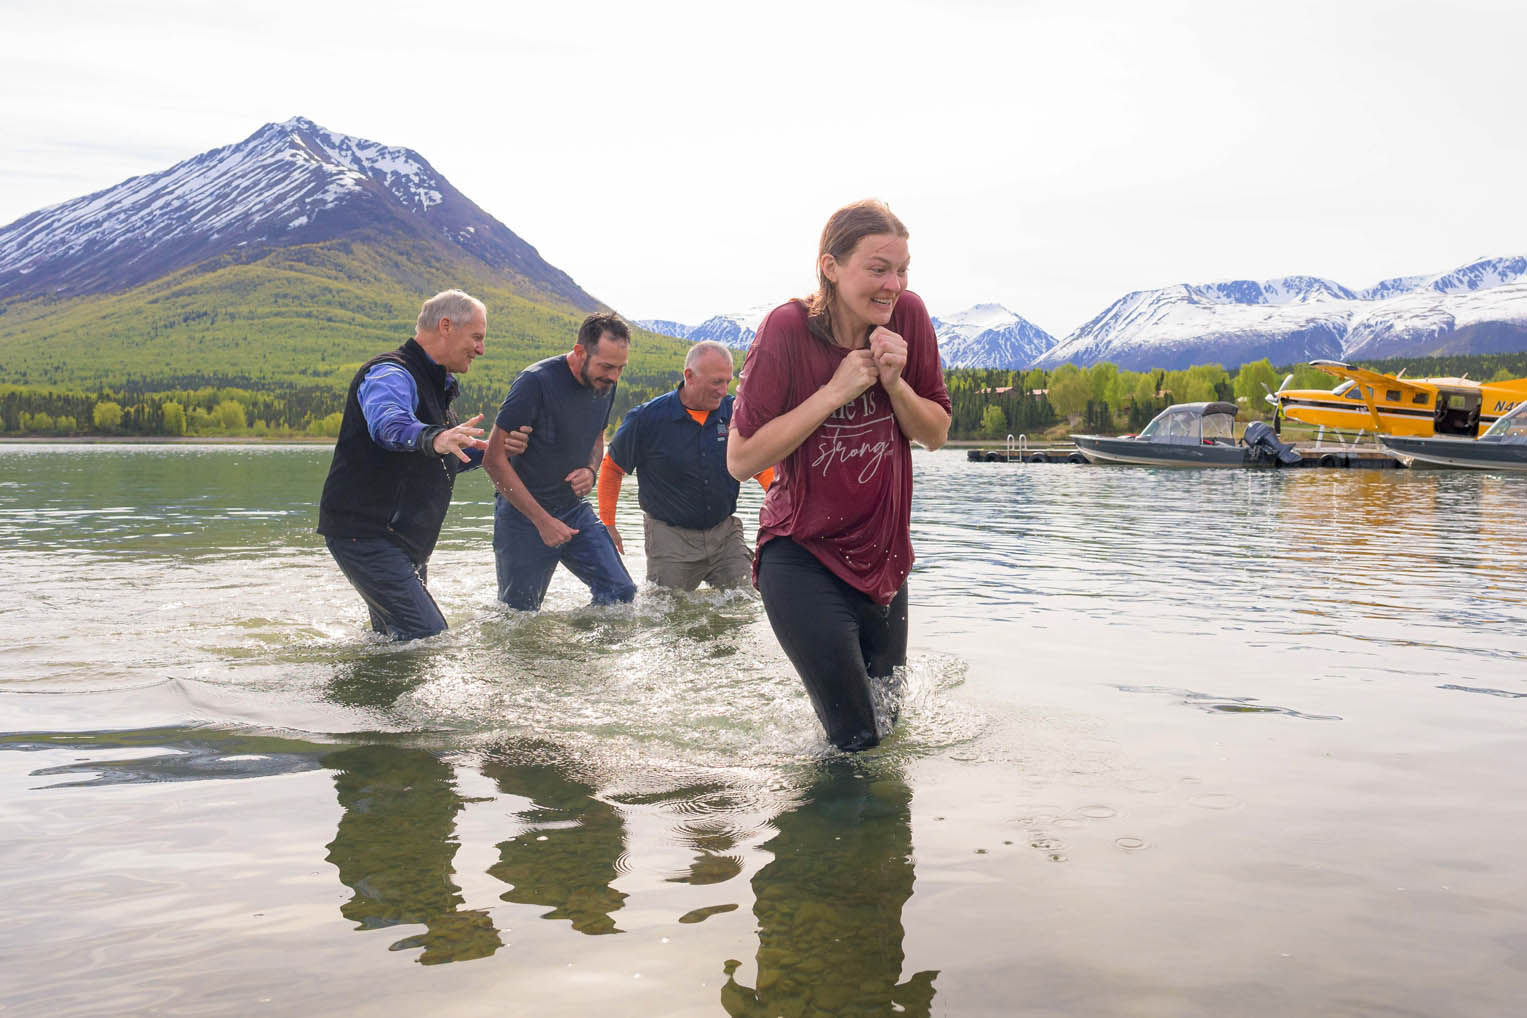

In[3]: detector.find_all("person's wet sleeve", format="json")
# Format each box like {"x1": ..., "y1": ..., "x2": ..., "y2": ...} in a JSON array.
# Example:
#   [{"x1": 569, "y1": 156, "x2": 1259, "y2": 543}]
[
  {"x1": 597, "y1": 452, "x2": 625, "y2": 527},
  {"x1": 494, "y1": 371, "x2": 545, "y2": 444},
  {"x1": 358, "y1": 364, "x2": 429, "y2": 451}
]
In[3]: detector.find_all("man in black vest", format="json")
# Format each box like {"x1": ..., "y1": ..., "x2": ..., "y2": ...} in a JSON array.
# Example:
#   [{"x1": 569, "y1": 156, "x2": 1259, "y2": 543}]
[{"x1": 318, "y1": 289, "x2": 528, "y2": 639}]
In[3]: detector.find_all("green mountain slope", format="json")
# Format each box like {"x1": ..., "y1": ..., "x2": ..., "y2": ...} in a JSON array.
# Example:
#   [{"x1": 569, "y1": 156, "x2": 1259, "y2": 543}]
[{"x1": 0, "y1": 230, "x2": 689, "y2": 396}]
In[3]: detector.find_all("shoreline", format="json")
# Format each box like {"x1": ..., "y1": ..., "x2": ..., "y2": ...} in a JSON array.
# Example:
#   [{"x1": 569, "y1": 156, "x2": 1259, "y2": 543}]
[
  {"x1": 0, "y1": 435, "x2": 333, "y2": 445},
  {"x1": 2, "y1": 435, "x2": 1047, "y2": 448}
]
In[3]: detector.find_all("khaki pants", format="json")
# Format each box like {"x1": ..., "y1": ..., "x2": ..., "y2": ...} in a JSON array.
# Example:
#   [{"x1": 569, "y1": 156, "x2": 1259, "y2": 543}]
[{"x1": 641, "y1": 513, "x2": 753, "y2": 590}]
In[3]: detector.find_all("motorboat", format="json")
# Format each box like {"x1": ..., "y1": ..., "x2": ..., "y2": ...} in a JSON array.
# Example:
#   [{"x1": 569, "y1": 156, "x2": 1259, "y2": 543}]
[
  {"x1": 1378, "y1": 400, "x2": 1527, "y2": 471},
  {"x1": 1072, "y1": 402, "x2": 1301, "y2": 468}
]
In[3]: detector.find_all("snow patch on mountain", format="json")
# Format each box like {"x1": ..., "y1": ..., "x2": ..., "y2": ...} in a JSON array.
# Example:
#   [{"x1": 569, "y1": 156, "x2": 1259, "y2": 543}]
[
  {"x1": 931, "y1": 303, "x2": 1055, "y2": 368},
  {"x1": 1345, "y1": 278, "x2": 1527, "y2": 358},
  {"x1": 0, "y1": 117, "x2": 408, "y2": 282},
  {"x1": 0, "y1": 116, "x2": 599, "y2": 310},
  {"x1": 638, "y1": 304, "x2": 775, "y2": 349},
  {"x1": 634, "y1": 319, "x2": 694, "y2": 340}
]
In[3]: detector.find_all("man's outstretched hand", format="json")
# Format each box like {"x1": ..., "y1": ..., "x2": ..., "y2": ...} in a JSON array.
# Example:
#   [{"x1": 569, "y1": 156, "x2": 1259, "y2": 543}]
[{"x1": 434, "y1": 414, "x2": 488, "y2": 462}]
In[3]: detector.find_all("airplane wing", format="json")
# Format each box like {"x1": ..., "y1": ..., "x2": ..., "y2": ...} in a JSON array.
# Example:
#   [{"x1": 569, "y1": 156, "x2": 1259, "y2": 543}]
[{"x1": 1307, "y1": 360, "x2": 1436, "y2": 397}]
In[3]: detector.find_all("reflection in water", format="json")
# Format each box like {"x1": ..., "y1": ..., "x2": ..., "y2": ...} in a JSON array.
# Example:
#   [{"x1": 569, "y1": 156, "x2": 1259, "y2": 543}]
[
  {"x1": 324, "y1": 651, "x2": 433, "y2": 711},
  {"x1": 3, "y1": 728, "x2": 329, "y2": 787},
  {"x1": 5, "y1": 449, "x2": 1527, "y2": 1015},
  {"x1": 483, "y1": 742, "x2": 629, "y2": 935},
  {"x1": 670, "y1": 817, "x2": 746, "y2": 888},
  {"x1": 624, "y1": 782, "x2": 751, "y2": 889},
  {"x1": 722, "y1": 762, "x2": 938, "y2": 1018},
  {"x1": 1116, "y1": 684, "x2": 1343, "y2": 721},
  {"x1": 323, "y1": 744, "x2": 501, "y2": 965},
  {"x1": 1439, "y1": 683, "x2": 1527, "y2": 699},
  {"x1": 0, "y1": 443, "x2": 327, "y2": 555}
]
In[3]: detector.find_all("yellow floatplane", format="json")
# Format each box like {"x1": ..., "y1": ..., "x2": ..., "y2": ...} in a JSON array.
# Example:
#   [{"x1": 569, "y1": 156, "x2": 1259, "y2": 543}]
[{"x1": 1270, "y1": 360, "x2": 1527, "y2": 437}]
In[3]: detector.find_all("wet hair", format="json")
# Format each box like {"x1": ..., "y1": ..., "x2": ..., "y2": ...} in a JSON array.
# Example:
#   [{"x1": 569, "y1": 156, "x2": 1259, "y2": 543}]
[
  {"x1": 806, "y1": 199, "x2": 909, "y2": 342},
  {"x1": 684, "y1": 340, "x2": 733, "y2": 371},
  {"x1": 416, "y1": 289, "x2": 484, "y2": 333},
  {"x1": 577, "y1": 312, "x2": 631, "y2": 351}
]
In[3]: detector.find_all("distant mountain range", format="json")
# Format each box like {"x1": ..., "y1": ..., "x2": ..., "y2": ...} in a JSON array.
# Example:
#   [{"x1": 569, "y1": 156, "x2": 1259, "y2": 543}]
[
  {"x1": 635, "y1": 304, "x2": 774, "y2": 350},
  {"x1": 642, "y1": 257, "x2": 1527, "y2": 371},
  {"x1": 5, "y1": 118, "x2": 1525, "y2": 388},
  {"x1": 638, "y1": 300, "x2": 1057, "y2": 369},
  {"x1": 1032, "y1": 256, "x2": 1527, "y2": 370},
  {"x1": 0, "y1": 117, "x2": 693, "y2": 393}
]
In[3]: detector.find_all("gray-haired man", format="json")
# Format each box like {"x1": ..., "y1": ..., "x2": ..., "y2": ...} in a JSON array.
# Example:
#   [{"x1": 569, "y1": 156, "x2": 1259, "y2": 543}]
[
  {"x1": 598, "y1": 340, "x2": 773, "y2": 590},
  {"x1": 317, "y1": 289, "x2": 528, "y2": 639}
]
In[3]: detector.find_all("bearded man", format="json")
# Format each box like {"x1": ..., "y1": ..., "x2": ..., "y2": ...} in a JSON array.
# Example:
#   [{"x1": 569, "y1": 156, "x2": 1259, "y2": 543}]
[{"x1": 483, "y1": 312, "x2": 637, "y2": 611}]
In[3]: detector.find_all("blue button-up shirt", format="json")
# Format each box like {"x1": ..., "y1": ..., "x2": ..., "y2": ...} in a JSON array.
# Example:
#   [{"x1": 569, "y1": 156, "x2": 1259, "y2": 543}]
[
  {"x1": 607, "y1": 388, "x2": 739, "y2": 530},
  {"x1": 358, "y1": 361, "x2": 482, "y2": 468}
]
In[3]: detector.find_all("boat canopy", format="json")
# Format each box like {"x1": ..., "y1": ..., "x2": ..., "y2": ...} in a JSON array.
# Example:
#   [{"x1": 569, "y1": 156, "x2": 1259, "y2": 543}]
[
  {"x1": 1137, "y1": 402, "x2": 1238, "y2": 445},
  {"x1": 1480, "y1": 400, "x2": 1527, "y2": 443}
]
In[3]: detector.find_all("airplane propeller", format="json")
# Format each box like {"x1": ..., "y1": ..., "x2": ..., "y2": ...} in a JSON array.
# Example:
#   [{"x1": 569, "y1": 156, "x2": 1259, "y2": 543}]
[{"x1": 1262, "y1": 374, "x2": 1294, "y2": 435}]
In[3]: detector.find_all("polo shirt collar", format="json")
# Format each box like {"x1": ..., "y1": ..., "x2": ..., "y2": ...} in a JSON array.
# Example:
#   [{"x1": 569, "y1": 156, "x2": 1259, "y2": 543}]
[{"x1": 669, "y1": 385, "x2": 730, "y2": 425}]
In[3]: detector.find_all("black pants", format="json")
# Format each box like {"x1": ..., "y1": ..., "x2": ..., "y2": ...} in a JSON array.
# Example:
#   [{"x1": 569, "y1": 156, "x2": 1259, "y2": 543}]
[
  {"x1": 756, "y1": 538, "x2": 908, "y2": 752},
  {"x1": 326, "y1": 536, "x2": 447, "y2": 641}
]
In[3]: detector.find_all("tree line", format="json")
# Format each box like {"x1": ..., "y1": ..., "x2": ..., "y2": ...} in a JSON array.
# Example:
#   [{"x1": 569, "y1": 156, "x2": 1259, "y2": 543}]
[
  {"x1": 6, "y1": 351, "x2": 1526, "y2": 440},
  {"x1": 0, "y1": 370, "x2": 691, "y2": 439},
  {"x1": 0, "y1": 384, "x2": 349, "y2": 437}
]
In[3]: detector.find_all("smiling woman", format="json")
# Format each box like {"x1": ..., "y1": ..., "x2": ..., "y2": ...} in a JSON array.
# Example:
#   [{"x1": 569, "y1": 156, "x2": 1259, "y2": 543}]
[{"x1": 728, "y1": 199, "x2": 952, "y2": 752}]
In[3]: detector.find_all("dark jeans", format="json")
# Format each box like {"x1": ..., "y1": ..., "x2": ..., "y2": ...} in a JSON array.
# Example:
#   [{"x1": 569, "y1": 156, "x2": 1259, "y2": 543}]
[
  {"x1": 756, "y1": 537, "x2": 908, "y2": 752},
  {"x1": 493, "y1": 499, "x2": 637, "y2": 611},
  {"x1": 326, "y1": 536, "x2": 446, "y2": 641}
]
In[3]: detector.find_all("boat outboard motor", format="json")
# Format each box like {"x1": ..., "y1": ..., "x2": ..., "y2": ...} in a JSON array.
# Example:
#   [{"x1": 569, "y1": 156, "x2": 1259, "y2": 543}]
[{"x1": 1242, "y1": 420, "x2": 1301, "y2": 465}]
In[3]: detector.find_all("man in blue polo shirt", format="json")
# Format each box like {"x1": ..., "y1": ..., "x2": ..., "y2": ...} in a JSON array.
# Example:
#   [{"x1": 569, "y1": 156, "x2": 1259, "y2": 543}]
[
  {"x1": 482, "y1": 312, "x2": 638, "y2": 611},
  {"x1": 598, "y1": 340, "x2": 772, "y2": 590}
]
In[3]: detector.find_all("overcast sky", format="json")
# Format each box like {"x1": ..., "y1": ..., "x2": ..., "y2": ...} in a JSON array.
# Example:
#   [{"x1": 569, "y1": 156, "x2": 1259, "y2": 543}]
[{"x1": 4, "y1": 0, "x2": 1524, "y2": 337}]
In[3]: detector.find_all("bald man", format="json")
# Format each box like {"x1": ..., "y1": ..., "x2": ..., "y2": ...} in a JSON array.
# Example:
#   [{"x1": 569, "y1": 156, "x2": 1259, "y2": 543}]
[{"x1": 599, "y1": 340, "x2": 772, "y2": 590}]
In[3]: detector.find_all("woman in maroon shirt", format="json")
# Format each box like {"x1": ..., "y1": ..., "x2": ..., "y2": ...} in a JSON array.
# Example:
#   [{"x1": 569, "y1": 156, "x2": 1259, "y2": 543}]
[{"x1": 728, "y1": 200, "x2": 951, "y2": 751}]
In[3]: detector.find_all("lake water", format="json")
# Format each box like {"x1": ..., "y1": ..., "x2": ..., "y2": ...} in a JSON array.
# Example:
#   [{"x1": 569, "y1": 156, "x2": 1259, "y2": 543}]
[{"x1": 2, "y1": 443, "x2": 1524, "y2": 1017}]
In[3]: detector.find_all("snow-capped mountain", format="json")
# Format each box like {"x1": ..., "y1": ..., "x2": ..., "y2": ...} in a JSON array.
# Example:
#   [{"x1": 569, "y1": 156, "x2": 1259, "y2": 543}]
[
  {"x1": 1344, "y1": 278, "x2": 1527, "y2": 358},
  {"x1": 1359, "y1": 256, "x2": 1527, "y2": 301},
  {"x1": 0, "y1": 116, "x2": 599, "y2": 310},
  {"x1": 931, "y1": 303, "x2": 1055, "y2": 368},
  {"x1": 641, "y1": 301, "x2": 1056, "y2": 368},
  {"x1": 1034, "y1": 256, "x2": 1527, "y2": 370},
  {"x1": 634, "y1": 319, "x2": 694, "y2": 340},
  {"x1": 637, "y1": 304, "x2": 775, "y2": 349}
]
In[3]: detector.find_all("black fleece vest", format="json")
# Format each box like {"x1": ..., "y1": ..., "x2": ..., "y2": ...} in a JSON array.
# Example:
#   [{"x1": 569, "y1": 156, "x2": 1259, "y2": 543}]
[{"x1": 317, "y1": 339, "x2": 461, "y2": 562}]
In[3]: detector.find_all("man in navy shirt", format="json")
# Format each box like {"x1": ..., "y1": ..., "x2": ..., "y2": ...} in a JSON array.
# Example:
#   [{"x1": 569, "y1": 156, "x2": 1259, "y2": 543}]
[
  {"x1": 318, "y1": 289, "x2": 528, "y2": 639},
  {"x1": 598, "y1": 341, "x2": 772, "y2": 590},
  {"x1": 483, "y1": 312, "x2": 637, "y2": 611}
]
